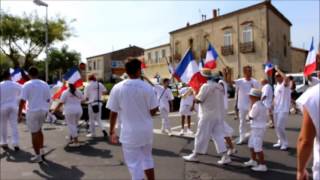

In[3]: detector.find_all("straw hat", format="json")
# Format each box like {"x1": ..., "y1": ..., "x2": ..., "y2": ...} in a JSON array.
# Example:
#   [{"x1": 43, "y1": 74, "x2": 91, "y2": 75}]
[
  {"x1": 248, "y1": 88, "x2": 262, "y2": 97},
  {"x1": 200, "y1": 68, "x2": 219, "y2": 78}
]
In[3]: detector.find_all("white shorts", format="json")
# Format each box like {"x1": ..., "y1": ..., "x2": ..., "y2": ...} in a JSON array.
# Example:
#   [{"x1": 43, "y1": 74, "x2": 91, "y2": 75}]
[
  {"x1": 248, "y1": 128, "x2": 266, "y2": 152},
  {"x1": 179, "y1": 104, "x2": 193, "y2": 116},
  {"x1": 26, "y1": 110, "x2": 47, "y2": 133},
  {"x1": 122, "y1": 144, "x2": 154, "y2": 180}
]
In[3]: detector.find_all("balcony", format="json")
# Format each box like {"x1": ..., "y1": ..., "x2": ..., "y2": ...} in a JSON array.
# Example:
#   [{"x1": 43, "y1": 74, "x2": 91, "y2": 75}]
[
  {"x1": 240, "y1": 41, "x2": 255, "y2": 53},
  {"x1": 221, "y1": 45, "x2": 234, "y2": 56},
  {"x1": 174, "y1": 53, "x2": 181, "y2": 62}
]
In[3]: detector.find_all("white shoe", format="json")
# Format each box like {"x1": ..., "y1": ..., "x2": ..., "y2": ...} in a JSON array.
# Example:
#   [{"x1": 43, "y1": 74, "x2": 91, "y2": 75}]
[
  {"x1": 179, "y1": 129, "x2": 184, "y2": 136},
  {"x1": 217, "y1": 154, "x2": 231, "y2": 165},
  {"x1": 187, "y1": 128, "x2": 194, "y2": 134},
  {"x1": 86, "y1": 133, "x2": 96, "y2": 138},
  {"x1": 30, "y1": 155, "x2": 43, "y2": 163},
  {"x1": 280, "y1": 145, "x2": 288, "y2": 151},
  {"x1": 167, "y1": 129, "x2": 172, "y2": 136},
  {"x1": 236, "y1": 139, "x2": 244, "y2": 145},
  {"x1": 182, "y1": 153, "x2": 198, "y2": 162},
  {"x1": 244, "y1": 159, "x2": 258, "y2": 167},
  {"x1": 273, "y1": 143, "x2": 281, "y2": 148},
  {"x1": 161, "y1": 128, "x2": 166, "y2": 134},
  {"x1": 251, "y1": 164, "x2": 268, "y2": 172},
  {"x1": 227, "y1": 148, "x2": 237, "y2": 156}
]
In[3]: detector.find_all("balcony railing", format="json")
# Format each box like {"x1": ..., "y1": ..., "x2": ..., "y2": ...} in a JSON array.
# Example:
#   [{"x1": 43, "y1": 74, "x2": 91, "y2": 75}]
[
  {"x1": 221, "y1": 45, "x2": 234, "y2": 56},
  {"x1": 240, "y1": 41, "x2": 255, "y2": 53}
]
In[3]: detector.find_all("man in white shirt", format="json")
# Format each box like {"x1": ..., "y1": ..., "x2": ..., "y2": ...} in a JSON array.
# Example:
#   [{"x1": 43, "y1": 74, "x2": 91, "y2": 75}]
[
  {"x1": 272, "y1": 66, "x2": 291, "y2": 150},
  {"x1": 154, "y1": 78, "x2": 174, "y2": 135},
  {"x1": 261, "y1": 79, "x2": 274, "y2": 128},
  {"x1": 232, "y1": 66, "x2": 260, "y2": 144},
  {"x1": 0, "y1": 70, "x2": 22, "y2": 151},
  {"x1": 107, "y1": 59, "x2": 158, "y2": 180},
  {"x1": 84, "y1": 75, "x2": 108, "y2": 138},
  {"x1": 18, "y1": 67, "x2": 51, "y2": 163},
  {"x1": 183, "y1": 68, "x2": 231, "y2": 165},
  {"x1": 296, "y1": 83, "x2": 320, "y2": 180}
]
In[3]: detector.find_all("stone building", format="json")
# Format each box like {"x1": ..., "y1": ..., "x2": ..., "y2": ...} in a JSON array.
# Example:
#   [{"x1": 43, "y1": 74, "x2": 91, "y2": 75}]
[
  {"x1": 169, "y1": 0, "x2": 301, "y2": 79},
  {"x1": 290, "y1": 47, "x2": 308, "y2": 73},
  {"x1": 86, "y1": 45, "x2": 144, "y2": 81}
]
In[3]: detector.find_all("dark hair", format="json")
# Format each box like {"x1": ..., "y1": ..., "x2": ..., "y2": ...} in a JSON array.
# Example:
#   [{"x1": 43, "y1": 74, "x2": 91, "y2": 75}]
[
  {"x1": 162, "y1": 78, "x2": 170, "y2": 84},
  {"x1": 243, "y1": 65, "x2": 252, "y2": 72},
  {"x1": 88, "y1": 74, "x2": 96, "y2": 81},
  {"x1": 69, "y1": 84, "x2": 77, "y2": 96},
  {"x1": 2, "y1": 69, "x2": 11, "y2": 79},
  {"x1": 125, "y1": 59, "x2": 141, "y2": 75},
  {"x1": 28, "y1": 67, "x2": 39, "y2": 77},
  {"x1": 288, "y1": 76, "x2": 294, "y2": 80}
]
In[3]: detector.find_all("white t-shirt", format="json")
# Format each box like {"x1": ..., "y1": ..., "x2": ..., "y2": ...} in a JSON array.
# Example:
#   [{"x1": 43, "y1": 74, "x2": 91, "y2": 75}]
[
  {"x1": 21, "y1": 79, "x2": 51, "y2": 112},
  {"x1": 106, "y1": 79, "x2": 158, "y2": 147},
  {"x1": 261, "y1": 83, "x2": 273, "y2": 109},
  {"x1": 0, "y1": 80, "x2": 22, "y2": 109},
  {"x1": 249, "y1": 101, "x2": 268, "y2": 128},
  {"x1": 179, "y1": 87, "x2": 194, "y2": 106},
  {"x1": 218, "y1": 80, "x2": 228, "y2": 110},
  {"x1": 84, "y1": 81, "x2": 107, "y2": 104},
  {"x1": 196, "y1": 81, "x2": 225, "y2": 121},
  {"x1": 274, "y1": 81, "x2": 291, "y2": 113},
  {"x1": 296, "y1": 84, "x2": 320, "y2": 180},
  {"x1": 60, "y1": 90, "x2": 84, "y2": 114},
  {"x1": 154, "y1": 85, "x2": 174, "y2": 111},
  {"x1": 235, "y1": 78, "x2": 260, "y2": 110},
  {"x1": 310, "y1": 77, "x2": 320, "y2": 87}
]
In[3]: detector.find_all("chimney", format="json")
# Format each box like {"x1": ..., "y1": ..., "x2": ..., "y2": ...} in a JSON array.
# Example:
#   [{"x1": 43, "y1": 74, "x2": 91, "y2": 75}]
[
  {"x1": 186, "y1": 22, "x2": 190, "y2": 27},
  {"x1": 213, "y1": 9, "x2": 217, "y2": 18}
]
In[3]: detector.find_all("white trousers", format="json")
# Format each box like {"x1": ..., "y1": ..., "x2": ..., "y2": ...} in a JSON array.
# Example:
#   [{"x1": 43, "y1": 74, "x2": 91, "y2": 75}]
[
  {"x1": 239, "y1": 109, "x2": 250, "y2": 140},
  {"x1": 194, "y1": 119, "x2": 227, "y2": 154},
  {"x1": 88, "y1": 104, "x2": 105, "y2": 135},
  {"x1": 159, "y1": 108, "x2": 170, "y2": 130},
  {"x1": 65, "y1": 112, "x2": 82, "y2": 138},
  {"x1": 122, "y1": 144, "x2": 154, "y2": 180},
  {"x1": 0, "y1": 107, "x2": 19, "y2": 146},
  {"x1": 273, "y1": 112, "x2": 289, "y2": 146}
]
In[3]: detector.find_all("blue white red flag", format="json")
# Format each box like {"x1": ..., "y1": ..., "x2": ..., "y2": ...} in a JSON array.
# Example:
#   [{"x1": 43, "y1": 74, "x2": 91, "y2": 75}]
[
  {"x1": 304, "y1": 38, "x2": 317, "y2": 76},
  {"x1": 63, "y1": 67, "x2": 83, "y2": 88},
  {"x1": 264, "y1": 63, "x2": 273, "y2": 76},
  {"x1": 204, "y1": 43, "x2": 218, "y2": 69}
]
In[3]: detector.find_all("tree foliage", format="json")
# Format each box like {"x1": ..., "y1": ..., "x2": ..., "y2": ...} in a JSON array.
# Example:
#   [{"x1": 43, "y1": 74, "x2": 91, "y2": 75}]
[{"x1": 0, "y1": 11, "x2": 73, "y2": 69}]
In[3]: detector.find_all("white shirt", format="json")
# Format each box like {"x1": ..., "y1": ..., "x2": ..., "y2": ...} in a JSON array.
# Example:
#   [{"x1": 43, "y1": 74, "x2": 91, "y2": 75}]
[
  {"x1": 310, "y1": 77, "x2": 320, "y2": 86},
  {"x1": 179, "y1": 87, "x2": 194, "y2": 106},
  {"x1": 196, "y1": 81, "x2": 225, "y2": 121},
  {"x1": 0, "y1": 80, "x2": 22, "y2": 109},
  {"x1": 261, "y1": 83, "x2": 273, "y2": 109},
  {"x1": 106, "y1": 79, "x2": 158, "y2": 147},
  {"x1": 84, "y1": 81, "x2": 107, "y2": 104},
  {"x1": 21, "y1": 79, "x2": 51, "y2": 112},
  {"x1": 60, "y1": 90, "x2": 84, "y2": 114},
  {"x1": 249, "y1": 101, "x2": 268, "y2": 128},
  {"x1": 218, "y1": 80, "x2": 228, "y2": 110},
  {"x1": 274, "y1": 81, "x2": 291, "y2": 113},
  {"x1": 154, "y1": 85, "x2": 174, "y2": 111},
  {"x1": 235, "y1": 78, "x2": 260, "y2": 110},
  {"x1": 296, "y1": 84, "x2": 320, "y2": 180}
]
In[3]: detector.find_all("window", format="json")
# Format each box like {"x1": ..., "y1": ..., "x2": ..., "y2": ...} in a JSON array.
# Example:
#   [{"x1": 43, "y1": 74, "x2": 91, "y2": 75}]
[
  {"x1": 93, "y1": 61, "x2": 96, "y2": 70},
  {"x1": 155, "y1": 51, "x2": 159, "y2": 63},
  {"x1": 242, "y1": 24, "x2": 253, "y2": 43},
  {"x1": 283, "y1": 35, "x2": 287, "y2": 57},
  {"x1": 162, "y1": 49, "x2": 166, "y2": 58},
  {"x1": 189, "y1": 38, "x2": 194, "y2": 48},
  {"x1": 148, "y1": 52, "x2": 152, "y2": 61},
  {"x1": 224, "y1": 30, "x2": 232, "y2": 46},
  {"x1": 175, "y1": 41, "x2": 180, "y2": 55}
]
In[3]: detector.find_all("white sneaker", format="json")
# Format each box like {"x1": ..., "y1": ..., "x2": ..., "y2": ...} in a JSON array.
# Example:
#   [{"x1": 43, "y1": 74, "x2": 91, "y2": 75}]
[
  {"x1": 182, "y1": 153, "x2": 198, "y2": 162},
  {"x1": 86, "y1": 133, "x2": 96, "y2": 138},
  {"x1": 227, "y1": 148, "x2": 237, "y2": 156},
  {"x1": 30, "y1": 155, "x2": 43, "y2": 163},
  {"x1": 187, "y1": 128, "x2": 194, "y2": 134},
  {"x1": 217, "y1": 154, "x2": 231, "y2": 165},
  {"x1": 280, "y1": 145, "x2": 288, "y2": 151},
  {"x1": 167, "y1": 129, "x2": 172, "y2": 136},
  {"x1": 251, "y1": 164, "x2": 268, "y2": 172},
  {"x1": 236, "y1": 139, "x2": 244, "y2": 145},
  {"x1": 273, "y1": 143, "x2": 281, "y2": 148},
  {"x1": 161, "y1": 128, "x2": 166, "y2": 134},
  {"x1": 179, "y1": 129, "x2": 184, "y2": 136},
  {"x1": 243, "y1": 159, "x2": 258, "y2": 167}
]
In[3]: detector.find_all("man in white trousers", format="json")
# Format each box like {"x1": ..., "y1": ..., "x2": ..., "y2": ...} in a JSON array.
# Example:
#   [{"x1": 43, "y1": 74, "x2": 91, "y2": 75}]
[
  {"x1": 183, "y1": 68, "x2": 231, "y2": 165},
  {"x1": 261, "y1": 79, "x2": 274, "y2": 128},
  {"x1": 273, "y1": 66, "x2": 291, "y2": 150},
  {"x1": 231, "y1": 66, "x2": 260, "y2": 144},
  {"x1": 84, "y1": 75, "x2": 108, "y2": 138},
  {"x1": 19, "y1": 67, "x2": 51, "y2": 163},
  {"x1": 0, "y1": 70, "x2": 22, "y2": 151},
  {"x1": 107, "y1": 59, "x2": 158, "y2": 180}
]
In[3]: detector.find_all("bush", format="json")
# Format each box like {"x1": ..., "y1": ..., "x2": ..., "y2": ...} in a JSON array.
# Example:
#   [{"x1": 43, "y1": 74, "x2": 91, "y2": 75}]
[{"x1": 104, "y1": 82, "x2": 115, "y2": 92}]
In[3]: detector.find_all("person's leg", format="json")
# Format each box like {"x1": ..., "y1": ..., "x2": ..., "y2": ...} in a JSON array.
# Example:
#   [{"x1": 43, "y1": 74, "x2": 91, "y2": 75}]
[
  {"x1": 122, "y1": 144, "x2": 144, "y2": 180},
  {"x1": 31, "y1": 131, "x2": 41, "y2": 155},
  {"x1": 238, "y1": 110, "x2": 248, "y2": 142},
  {"x1": 187, "y1": 116, "x2": 191, "y2": 129},
  {"x1": 163, "y1": 109, "x2": 170, "y2": 131},
  {"x1": 9, "y1": 108, "x2": 20, "y2": 148},
  {"x1": 256, "y1": 151, "x2": 265, "y2": 165},
  {"x1": 194, "y1": 119, "x2": 211, "y2": 154},
  {"x1": 273, "y1": 113, "x2": 281, "y2": 145},
  {"x1": 65, "y1": 114, "x2": 74, "y2": 141},
  {"x1": 142, "y1": 144, "x2": 155, "y2": 180},
  {"x1": 0, "y1": 108, "x2": 9, "y2": 148},
  {"x1": 181, "y1": 115, "x2": 185, "y2": 130},
  {"x1": 250, "y1": 148, "x2": 257, "y2": 161},
  {"x1": 159, "y1": 108, "x2": 166, "y2": 130},
  {"x1": 225, "y1": 137, "x2": 234, "y2": 149},
  {"x1": 88, "y1": 106, "x2": 96, "y2": 136},
  {"x1": 278, "y1": 112, "x2": 289, "y2": 148}
]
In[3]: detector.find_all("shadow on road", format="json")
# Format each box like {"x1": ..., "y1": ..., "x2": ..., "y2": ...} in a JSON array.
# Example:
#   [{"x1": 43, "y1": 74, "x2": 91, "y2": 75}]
[{"x1": 152, "y1": 148, "x2": 180, "y2": 157}]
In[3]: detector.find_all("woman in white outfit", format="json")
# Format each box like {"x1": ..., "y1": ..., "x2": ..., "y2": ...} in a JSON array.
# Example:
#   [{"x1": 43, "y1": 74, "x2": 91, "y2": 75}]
[{"x1": 55, "y1": 83, "x2": 84, "y2": 146}]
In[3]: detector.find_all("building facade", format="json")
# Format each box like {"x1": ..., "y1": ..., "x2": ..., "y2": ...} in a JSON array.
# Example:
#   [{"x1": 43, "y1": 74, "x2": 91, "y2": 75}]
[
  {"x1": 169, "y1": 1, "x2": 298, "y2": 79},
  {"x1": 143, "y1": 43, "x2": 172, "y2": 80},
  {"x1": 86, "y1": 46, "x2": 144, "y2": 81}
]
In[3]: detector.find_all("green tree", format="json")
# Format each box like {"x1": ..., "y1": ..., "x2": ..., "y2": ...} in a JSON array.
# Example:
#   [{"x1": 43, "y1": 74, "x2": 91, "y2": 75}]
[
  {"x1": 0, "y1": 53, "x2": 12, "y2": 80},
  {"x1": 48, "y1": 45, "x2": 81, "y2": 80},
  {"x1": 0, "y1": 11, "x2": 73, "y2": 69}
]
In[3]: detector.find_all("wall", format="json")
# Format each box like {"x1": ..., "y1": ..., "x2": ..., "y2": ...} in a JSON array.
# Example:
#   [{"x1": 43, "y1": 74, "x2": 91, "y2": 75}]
[{"x1": 290, "y1": 47, "x2": 307, "y2": 73}]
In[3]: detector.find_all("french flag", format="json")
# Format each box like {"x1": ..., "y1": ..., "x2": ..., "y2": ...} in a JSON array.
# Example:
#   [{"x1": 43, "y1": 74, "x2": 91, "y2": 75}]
[
  {"x1": 10, "y1": 68, "x2": 29, "y2": 84},
  {"x1": 264, "y1": 63, "x2": 273, "y2": 76},
  {"x1": 63, "y1": 67, "x2": 83, "y2": 88},
  {"x1": 204, "y1": 43, "x2": 219, "y2": 69},
  {"x1": 304, "y1": 38, "x2": 317, "y2": 76},
  {"x1": 174, "y1": 49, "x2": 207, "y2": 92},
  {"x1": 199, "y1": 58, "x2": 205, "y2": 70}
]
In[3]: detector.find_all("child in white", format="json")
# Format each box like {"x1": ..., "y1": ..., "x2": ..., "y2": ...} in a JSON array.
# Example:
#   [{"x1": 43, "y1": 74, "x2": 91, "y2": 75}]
[
  {"x1": 154, "y1": 78, "x2": 174, "y2": 135},
  {"x1": 55, "y1": 84, "x2": 84, "y2": 146},
  {"x1": 244, "y1": 88, "x2": 268, "y2": 172},
  {"x1": 261, "y1": 79, "x2": 274, "y2": 128},
  {"x1": 179, "y1": 86, "x2": 194, "y2": 135}
]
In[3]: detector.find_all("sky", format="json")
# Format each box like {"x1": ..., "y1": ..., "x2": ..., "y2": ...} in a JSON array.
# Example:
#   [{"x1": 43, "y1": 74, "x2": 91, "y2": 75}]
[{"x1": 1, "y1": 0, "x2": 319, "y2": 62}]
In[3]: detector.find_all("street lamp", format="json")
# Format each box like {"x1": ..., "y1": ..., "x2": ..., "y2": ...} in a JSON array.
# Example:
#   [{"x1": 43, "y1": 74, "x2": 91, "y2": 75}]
[{"x1": 33, "y1": 0, "x2": 49, "y2": 82}]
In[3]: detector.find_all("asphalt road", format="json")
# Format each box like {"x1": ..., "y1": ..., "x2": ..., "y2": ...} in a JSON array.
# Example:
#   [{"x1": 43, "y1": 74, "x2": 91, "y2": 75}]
[{"x1": 0, "y1": 100, "x2": 309, "y2": 180}]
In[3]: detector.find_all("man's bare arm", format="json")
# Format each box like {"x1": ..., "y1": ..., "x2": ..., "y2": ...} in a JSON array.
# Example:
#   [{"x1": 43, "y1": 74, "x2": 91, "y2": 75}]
[
  {"x1": 150, "y1": 107, "x2": 158, "y2": 116},
  {"x1": 109, "y1": 111, "x2": 118, "y2": 135}
]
